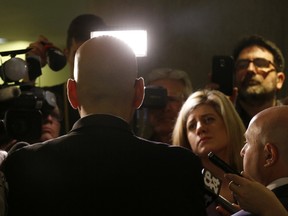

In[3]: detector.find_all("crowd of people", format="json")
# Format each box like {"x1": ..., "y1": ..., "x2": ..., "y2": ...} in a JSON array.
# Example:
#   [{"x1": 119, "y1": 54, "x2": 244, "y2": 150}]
[{"x1": 0, "y1": 13, "x2": 287, "y2": 216}]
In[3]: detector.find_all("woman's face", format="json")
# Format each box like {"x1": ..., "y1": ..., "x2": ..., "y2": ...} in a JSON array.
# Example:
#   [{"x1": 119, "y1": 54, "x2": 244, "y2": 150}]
[{"x1": 186, "y1": 104, "x2": 229, "y2": 158}]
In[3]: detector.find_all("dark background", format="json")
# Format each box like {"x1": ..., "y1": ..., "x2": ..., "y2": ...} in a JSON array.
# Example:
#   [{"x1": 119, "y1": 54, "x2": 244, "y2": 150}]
[{"x1": 1, "y1": 0, "x2": 288, "y2": 97}]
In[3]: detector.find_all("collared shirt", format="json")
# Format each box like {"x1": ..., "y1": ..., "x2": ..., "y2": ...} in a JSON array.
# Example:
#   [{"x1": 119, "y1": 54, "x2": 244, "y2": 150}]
[{"x1": 267, "y1": 177, "x2": 288, "y2": 190}]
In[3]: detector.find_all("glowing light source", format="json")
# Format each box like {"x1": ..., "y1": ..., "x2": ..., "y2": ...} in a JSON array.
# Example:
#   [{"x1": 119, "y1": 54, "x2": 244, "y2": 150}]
[{"x1": 91, "y1": 30, "x2": 147, "y2": 57}]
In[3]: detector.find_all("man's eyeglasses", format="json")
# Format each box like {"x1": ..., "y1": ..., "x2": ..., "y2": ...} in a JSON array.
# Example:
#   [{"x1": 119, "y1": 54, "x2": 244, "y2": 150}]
[{"x1": 235, "y1": 58, "x2": 276, "y2": 70}]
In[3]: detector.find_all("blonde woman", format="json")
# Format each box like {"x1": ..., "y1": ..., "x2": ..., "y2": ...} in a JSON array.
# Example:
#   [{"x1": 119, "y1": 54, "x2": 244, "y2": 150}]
[{"x1": 172, "y1": 89, "x2": 245, "y2": 215}]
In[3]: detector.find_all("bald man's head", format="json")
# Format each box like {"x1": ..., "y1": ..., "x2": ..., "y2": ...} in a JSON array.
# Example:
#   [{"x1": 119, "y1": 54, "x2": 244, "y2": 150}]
[
  {"x1": 248, "y1": 106, "x2": 288, "y2": 161},
  {"x1": 67, "y1": 36, "x2": 144, "y2": 120}
]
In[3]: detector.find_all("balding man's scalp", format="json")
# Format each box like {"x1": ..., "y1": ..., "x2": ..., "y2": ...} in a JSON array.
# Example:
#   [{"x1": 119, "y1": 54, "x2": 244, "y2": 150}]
[
  {"x1": 250, "y1": 106, "x2": 288, "y2": 155},
  {"x1": 74, "y1": 36, "x2": 138, "y2": 109},
  {"x1": 75, "y1": 36, "x2": 137, "y2": 82},
  {"x1": 66, "y1": 36, "x2": 144, "y2": 121}
]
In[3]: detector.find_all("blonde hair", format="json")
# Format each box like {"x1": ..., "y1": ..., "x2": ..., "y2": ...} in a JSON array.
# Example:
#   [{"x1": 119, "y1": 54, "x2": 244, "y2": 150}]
[{"x1": 172, "y1": 89, "x2": 245, "y2": 170}]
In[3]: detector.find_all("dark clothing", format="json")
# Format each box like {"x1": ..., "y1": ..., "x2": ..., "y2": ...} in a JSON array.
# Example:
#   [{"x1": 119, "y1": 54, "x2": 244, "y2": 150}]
[
  {"x1": 232, "y1": 184, "x2": 288, "y2": 216},
  {"x1": 235, "y1": 100, "x2": 251, "y2": 129},
  {"x1": 235, "y1": 99, "x2": 283, "y2": 128},
  {"x1": 2, "y1": 114, "x2": 207, "y2": 216},
  {"x1": 273, "y1": 184, "x2": 288, "y2": 209}
]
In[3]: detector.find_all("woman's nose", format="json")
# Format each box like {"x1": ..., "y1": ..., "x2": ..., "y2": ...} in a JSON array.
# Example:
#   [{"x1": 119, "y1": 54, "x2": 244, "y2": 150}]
[{"x1": 196, "y1": 121, "x2": 206, "y2": 134}]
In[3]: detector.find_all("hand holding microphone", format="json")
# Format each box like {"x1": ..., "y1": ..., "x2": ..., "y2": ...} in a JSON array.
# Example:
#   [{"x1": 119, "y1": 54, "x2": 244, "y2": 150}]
[
  {"x1": 26, "y1": 35, "x2": 66, "y2": 71},
  {"x1": 26, "y1": 35, "x2": 50, "y2": 67}
]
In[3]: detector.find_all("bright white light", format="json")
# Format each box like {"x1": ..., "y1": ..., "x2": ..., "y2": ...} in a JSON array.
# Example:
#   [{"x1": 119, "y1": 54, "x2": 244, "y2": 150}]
[{"x1": 91, "y1": 30, "x2": 147, "y2": 57}]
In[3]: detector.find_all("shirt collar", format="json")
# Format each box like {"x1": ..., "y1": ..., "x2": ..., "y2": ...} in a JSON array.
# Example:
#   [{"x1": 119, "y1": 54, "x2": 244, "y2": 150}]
[{"x1": 267, "y1": 177, "x2": 288, "y2": 190}]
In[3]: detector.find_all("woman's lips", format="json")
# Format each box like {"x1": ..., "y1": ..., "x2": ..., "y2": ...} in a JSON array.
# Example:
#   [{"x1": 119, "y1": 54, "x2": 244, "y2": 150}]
[
  {"x1": 198, "y1": 137, "x2": 212, "y2": 144},
  {"x1": 41, "y1": 126, "x2": 52, "y2": 133}
]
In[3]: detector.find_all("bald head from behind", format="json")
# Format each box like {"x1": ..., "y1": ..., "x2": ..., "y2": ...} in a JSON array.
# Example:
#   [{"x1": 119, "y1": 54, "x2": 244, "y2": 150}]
[
  {"x1": 249, "y1": 106, "x2": 288, "y2": 156},
  {"x1": 243, "y1": 106, "x2": 288, "y2": 184},
  {"x1": 67, "y1": 36, "x2": 144, "y2": 122}
]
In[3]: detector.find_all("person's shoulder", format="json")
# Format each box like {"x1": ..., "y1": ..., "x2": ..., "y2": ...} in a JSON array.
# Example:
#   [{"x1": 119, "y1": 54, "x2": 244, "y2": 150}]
[
  {"x1": 2, "y1": 136, "x2": 67, "y2": 172},
  {"x1": 5, "y1": 141, "x2": 48, "y2": 162},
  {"x1": 137, "y1": 135, "x2": 186, "y2": 150},
  {"x1": 136, "y1": 136, "x2": 201, "y2": 163},
  {"x1": 6, "y1": 135, "x2": 67, "y2": 159}
]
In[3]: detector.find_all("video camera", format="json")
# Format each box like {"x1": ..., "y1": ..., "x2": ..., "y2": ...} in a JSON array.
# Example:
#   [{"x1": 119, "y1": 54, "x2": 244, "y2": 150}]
[
  {"x1": 133, "y1": 86, "x2": 168, "y2": 137},
  {"x1": 140, "y1": 86, "x2": 168, "y2": 109},
  {"x1": 0, "y1": 47, "x2": 66, "y2": 144}
]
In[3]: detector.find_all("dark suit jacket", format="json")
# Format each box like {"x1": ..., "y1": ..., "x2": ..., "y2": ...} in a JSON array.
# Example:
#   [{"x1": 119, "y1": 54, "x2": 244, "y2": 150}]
[
  {"x1": 2, "y1": 114, "x2": 207, "y2": 216},
  {"x1": 232, "y1": 183, "x2": 288, "y2": 216}
]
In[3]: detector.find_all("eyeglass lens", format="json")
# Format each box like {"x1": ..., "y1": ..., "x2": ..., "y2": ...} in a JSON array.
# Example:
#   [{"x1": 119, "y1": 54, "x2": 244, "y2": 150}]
[{"x1": 236, "y1": 58, "x2": 274, "y2": 70}]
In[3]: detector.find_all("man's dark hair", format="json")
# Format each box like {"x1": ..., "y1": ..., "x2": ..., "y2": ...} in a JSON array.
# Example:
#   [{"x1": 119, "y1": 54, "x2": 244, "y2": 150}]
[
  {"x1": 233, "y1": 35, "x2": 285, "y2": 72},
  {"x1": 66, "y1": 14, "x2": 106, "y2": 50}
]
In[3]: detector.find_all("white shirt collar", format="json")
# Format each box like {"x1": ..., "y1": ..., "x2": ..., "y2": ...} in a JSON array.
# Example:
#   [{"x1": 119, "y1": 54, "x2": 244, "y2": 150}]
[{"x1": 267, "y1": 177, "x2": 288, "y2": 190}]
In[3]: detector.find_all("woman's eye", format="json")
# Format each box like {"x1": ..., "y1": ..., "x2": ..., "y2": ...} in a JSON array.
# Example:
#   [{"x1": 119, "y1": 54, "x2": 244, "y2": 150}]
[
  {"x1": 188, "y1": 122, "x2": 196, "y2": 130},
  {"x1": 204, "y1": 116, "x2": 214, "y2": 124}
]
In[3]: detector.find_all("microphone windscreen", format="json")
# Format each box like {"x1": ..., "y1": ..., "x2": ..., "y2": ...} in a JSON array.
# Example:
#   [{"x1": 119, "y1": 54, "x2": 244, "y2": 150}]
[
  {"x1": 47, "y1": 48, "x2": 67, "y2": 71},
  {"x1": 3, "y1": 58, "x2": 28, "y2": 82}
]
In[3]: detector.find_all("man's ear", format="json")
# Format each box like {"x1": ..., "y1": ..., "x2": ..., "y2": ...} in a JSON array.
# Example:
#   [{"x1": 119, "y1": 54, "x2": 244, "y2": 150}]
[
  {"x1": 264, "y1": 143, "x2": 278, "y2": 167},
  {"x1": 133, "y1": 77, "x2": 145, "y2": 109},
  {"x1": 67, "y1": 78, "x2": 79, "y2": 110},
  {"x1": 276, "y1": 72, "x2": 285, "y2": 89}
]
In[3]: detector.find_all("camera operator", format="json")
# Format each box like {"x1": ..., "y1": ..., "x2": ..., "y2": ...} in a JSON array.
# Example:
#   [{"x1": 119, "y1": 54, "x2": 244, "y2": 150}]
[
  {"x1": 136, "y1": 67, "x2": 193, "y2": 144},
  {"x1": 0, "y1": 88, "x2": 62, "y2": 152},
  {"x1": 39, "y1": 92, "x2": 62, "y2": 142}
]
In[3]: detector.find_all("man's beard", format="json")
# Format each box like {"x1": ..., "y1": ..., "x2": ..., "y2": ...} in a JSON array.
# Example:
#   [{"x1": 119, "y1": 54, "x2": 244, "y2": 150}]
[{"x1": 238, "y1": 85, "x2": 276, "y2": 106}]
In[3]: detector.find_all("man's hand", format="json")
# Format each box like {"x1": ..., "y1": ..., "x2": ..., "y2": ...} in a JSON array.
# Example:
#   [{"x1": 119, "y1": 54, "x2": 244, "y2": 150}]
[
  {"x1": 26, "y1": 35, "x2": 54, "y2": 67},
  {"x1": 225, "y1": 172, "x2": 287, "y2": 216}
]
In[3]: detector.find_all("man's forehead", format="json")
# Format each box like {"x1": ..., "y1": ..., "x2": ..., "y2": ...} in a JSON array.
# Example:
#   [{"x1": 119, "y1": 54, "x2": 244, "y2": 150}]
[{"x1": 238, "y1": 45, "x2": 273, "y2": 58}]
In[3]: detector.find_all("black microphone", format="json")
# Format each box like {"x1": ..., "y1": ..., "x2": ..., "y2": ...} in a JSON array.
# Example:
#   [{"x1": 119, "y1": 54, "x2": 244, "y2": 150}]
[
  {"x1": 46, "y1": 46, "x2": 67, "y2": 71},
  {"x1": 208, "y1": 152, "x2": 242, "y2": 176},
  {"x1": 41, "y1": 43, "x2": 67, "y2": 71}
]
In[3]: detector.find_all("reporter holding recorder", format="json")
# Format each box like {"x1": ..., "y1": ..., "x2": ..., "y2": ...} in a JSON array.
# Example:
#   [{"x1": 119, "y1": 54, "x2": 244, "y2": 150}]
[{"x1": 217, "y1": 106, "x2": 288, "y2": 216}]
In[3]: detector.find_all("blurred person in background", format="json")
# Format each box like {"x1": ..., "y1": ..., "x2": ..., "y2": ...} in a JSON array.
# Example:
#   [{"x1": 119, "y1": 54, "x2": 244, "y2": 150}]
[
  {"x1": 207, "y1": 35, "x2": 285, "y2": 128},
  {"x1": 136, "y1": 67, "x2": 193, "y2": 144}
]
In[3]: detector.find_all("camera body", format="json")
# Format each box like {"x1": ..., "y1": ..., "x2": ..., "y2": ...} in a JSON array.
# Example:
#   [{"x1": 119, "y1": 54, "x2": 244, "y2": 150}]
[
  {"x1": 0, "y1": 47, "x2": 62, "y2": 144},
  {"x1": 133, "y1": 86, "x2": 168, "y2": 137},
  {"x1": 140, "y1": 86, "x2": 168, "y2": 109},
  {"x1": 0, "y1": 85, "x2": 57, "y2": 143}
]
